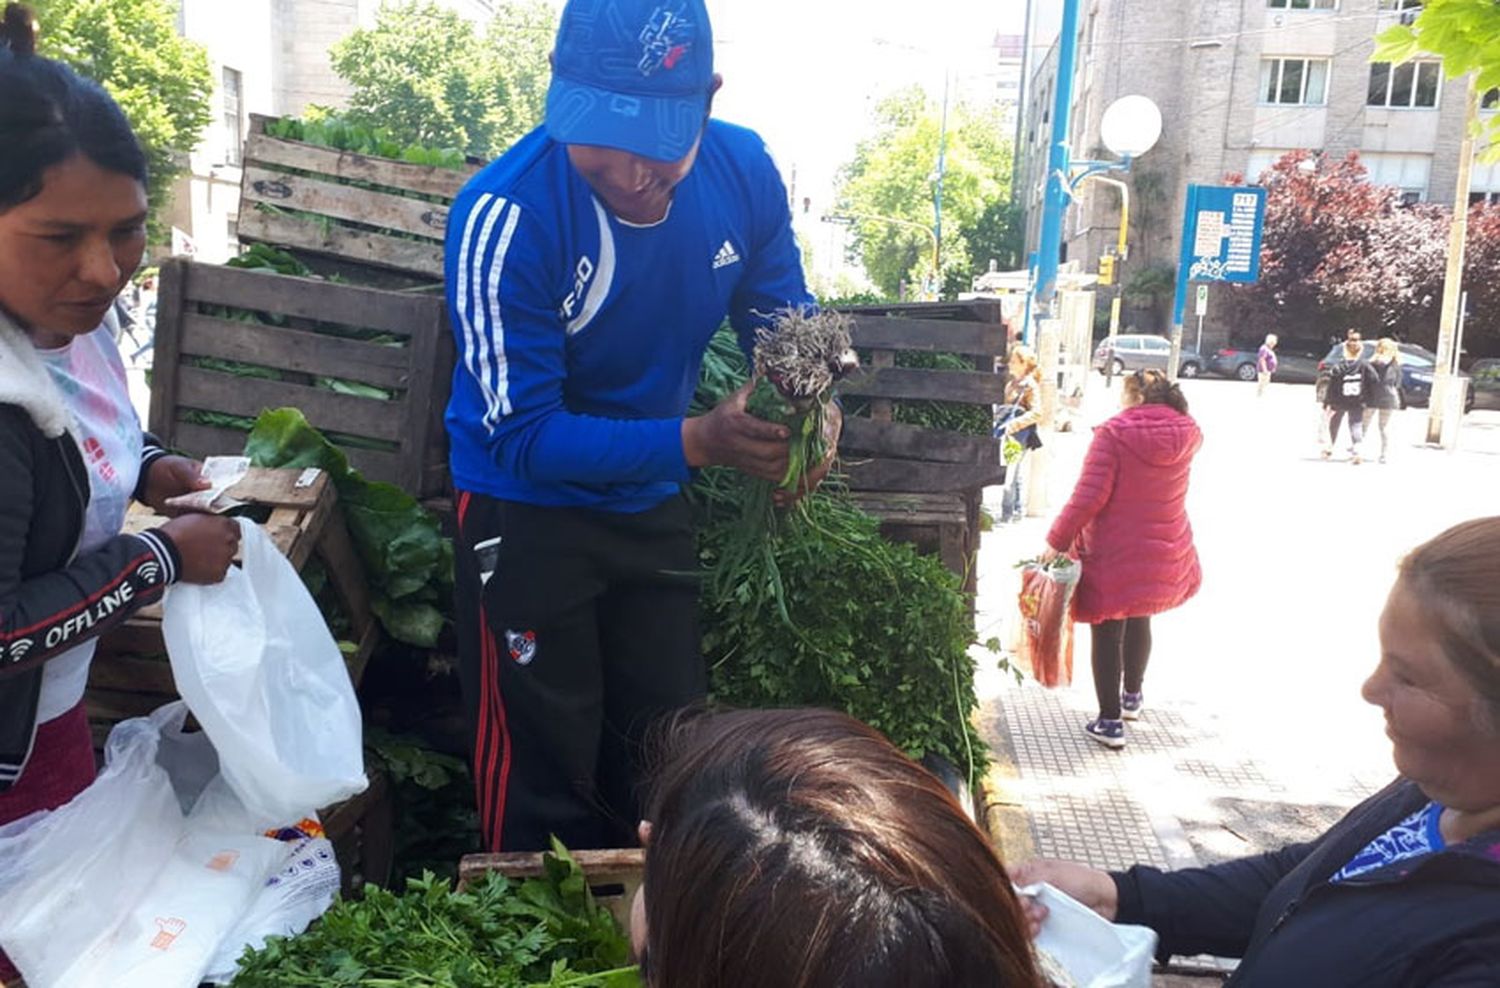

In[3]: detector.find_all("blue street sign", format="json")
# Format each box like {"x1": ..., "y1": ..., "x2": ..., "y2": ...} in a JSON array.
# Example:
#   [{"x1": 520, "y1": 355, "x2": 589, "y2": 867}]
[{"x1": 1172, "y1": 184, "x2": 1267, "y2": 327}]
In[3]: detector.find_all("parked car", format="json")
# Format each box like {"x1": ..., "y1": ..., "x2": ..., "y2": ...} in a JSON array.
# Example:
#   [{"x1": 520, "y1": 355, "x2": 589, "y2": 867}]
[
  {"x1": 1314, "y1": 340, "x2": 1472, "y2": 410},
  {"x1": 1468, "y1": 358, "x2": 1500, "y2": 411},
  {"x1": 1092, "y1": 334, "x2": 1204, "y2": 378},
  {"x1": 1207, "y1": 339, "x2": 1325, "y2": 384}
]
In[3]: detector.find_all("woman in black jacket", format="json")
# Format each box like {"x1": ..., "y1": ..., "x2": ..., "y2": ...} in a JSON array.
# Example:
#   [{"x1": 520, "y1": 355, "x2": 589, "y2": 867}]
[
  {"x1": 0, "y1": 10, "x2": 240, "y2": 977},
  {"x1": 1363, "y1": 337, "x2": 1403, "y2": 464},
  {"x1": 1014, "y1": 516, "x2": 1500, "y2": 987},
  {"x1": 1320, "y1": 337, "x2": 1380, "y2": 464}
]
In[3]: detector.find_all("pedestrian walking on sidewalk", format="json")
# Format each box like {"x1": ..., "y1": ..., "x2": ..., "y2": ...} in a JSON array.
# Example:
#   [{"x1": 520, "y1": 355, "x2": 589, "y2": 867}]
[
  {"x1": 996, "y1": 344, "x2": 1043, "y2": 524},
  {"x1": 1041, "y1": 370, "x2": 1202, "y2": 749},
  {"x1": 1322, "y1": 337, "x2": 1379, "y2": 463},
  {"x1": 1363, "y1": 338, "x2": 1402, "y2": 464},
  {"x1": 1256, "y1": 333, "x2": 1278, "y2": 397}
]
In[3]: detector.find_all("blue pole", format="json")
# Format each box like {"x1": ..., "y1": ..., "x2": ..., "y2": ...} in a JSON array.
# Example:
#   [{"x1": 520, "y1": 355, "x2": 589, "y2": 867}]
[
  {"x1": 1169, "y1": 184, "x2": 1199, "y2": 379},
  {"x1": 1027, "y1": 0, "x2": 1082, "y2": 343}
]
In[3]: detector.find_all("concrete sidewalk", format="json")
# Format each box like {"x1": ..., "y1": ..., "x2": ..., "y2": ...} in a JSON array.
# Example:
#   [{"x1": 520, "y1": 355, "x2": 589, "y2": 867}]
[{"x1": 969, "y1": 378, "x2": 1447, "y2": 873}]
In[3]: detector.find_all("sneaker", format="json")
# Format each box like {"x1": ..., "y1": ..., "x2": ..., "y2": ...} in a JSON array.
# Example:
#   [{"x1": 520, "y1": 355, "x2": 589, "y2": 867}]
[
  {"x1": 1085, "y1": 718, "x2": 1126, "y2": 749},
  {"x1": 1351, "y1": 451, "x2": 1362, "y2": 465},
  {"x1": 1320, "y1": 449, "x2": 1332, "y2": 460},
  {"x1": 1121, "y1": 692, "x2": 1144, "y2": 720}
]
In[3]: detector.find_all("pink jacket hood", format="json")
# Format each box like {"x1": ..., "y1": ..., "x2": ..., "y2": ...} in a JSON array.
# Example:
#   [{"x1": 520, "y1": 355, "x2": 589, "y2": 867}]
[{"x1": 1097, "y1": 403, "x2": 1202, "y2": 468}]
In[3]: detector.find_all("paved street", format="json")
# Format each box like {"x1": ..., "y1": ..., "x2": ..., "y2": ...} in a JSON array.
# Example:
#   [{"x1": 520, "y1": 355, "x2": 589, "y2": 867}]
[{"x1": 974, "y1": 374, "x2": 1500, "y2": 874}]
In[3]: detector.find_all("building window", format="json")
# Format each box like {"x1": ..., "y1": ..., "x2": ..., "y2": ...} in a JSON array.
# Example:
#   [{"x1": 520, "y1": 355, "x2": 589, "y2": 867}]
[
  {"x1": 1261, "y1": 58, "x2": 1329, "y2": 106},
  {"x1": 1378, "y1": 0, "x2": 1421, "y2": 9},
  {"x1": 1268, "y1": 0, "x2": 1336, "y2": 9},
  {"x1": 1484, "y1": 88, "x2": 1500, "y2": 111},
  {"x1": 1363, "y1": 152, "x2": 1431, "y2": 202},
  {"x1": 1366, "y1": 61, "x2": 1441, "y2": 108},
  {"x1": 1470, "y1": 192, "x2": 1500, "y2": 207},
  {"x1": 222, "y1": 67, "x2": 243, "y2": 167}
]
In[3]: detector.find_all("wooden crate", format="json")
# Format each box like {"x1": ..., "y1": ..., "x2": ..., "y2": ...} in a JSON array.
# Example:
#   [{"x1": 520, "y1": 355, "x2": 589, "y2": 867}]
[
  {"x1": 236, "y1": 114, "x2": 483, "y2": 282},
  {"x1": 148, "y1": 258, "x2": 454, "y2": 498},
  {"x1": 833, "y1": 300, "x2": 1007, "y2": 590},
  {"x1": 87, "y1": 467, "x2": 377, "y2": 747},
  {"x1": 323, "y1": 768, "x2": 396, "y2": 897},
  {"x1": 458, "y1": 849, "x2": 644, "y2": 929}
]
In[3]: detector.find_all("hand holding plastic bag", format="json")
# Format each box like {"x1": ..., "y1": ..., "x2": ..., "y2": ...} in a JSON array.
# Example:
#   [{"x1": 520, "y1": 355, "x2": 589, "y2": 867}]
[
  {"x1": 163, "y1": 518, "x2": 366, "y2": 822},
  {"x1": 1021, "y1": 882, "x2": 1157, "y2": 988}
]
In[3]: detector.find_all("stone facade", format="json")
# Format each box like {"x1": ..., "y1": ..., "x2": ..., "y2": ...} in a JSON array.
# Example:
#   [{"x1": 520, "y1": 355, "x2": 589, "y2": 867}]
[{"x1": 1017, "y1": 0, "x2": 1485, "y2": 350}]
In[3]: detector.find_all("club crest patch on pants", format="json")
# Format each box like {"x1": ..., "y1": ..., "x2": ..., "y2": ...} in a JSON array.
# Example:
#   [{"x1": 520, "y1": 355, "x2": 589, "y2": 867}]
[{"x1": 505, "y1": 630, "x2": 537, "y2": 665}]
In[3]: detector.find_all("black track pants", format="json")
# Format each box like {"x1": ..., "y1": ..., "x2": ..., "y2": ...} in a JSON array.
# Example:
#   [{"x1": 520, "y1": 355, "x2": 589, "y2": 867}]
[{"x1": 454, "y1": 491, "x2": 705, "y2": 852}]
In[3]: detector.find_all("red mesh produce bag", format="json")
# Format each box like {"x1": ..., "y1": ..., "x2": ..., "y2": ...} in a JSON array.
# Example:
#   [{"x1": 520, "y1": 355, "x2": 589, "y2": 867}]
[{"x1": 1017, "y1": 559, "x2": 1081, "y2": 688}]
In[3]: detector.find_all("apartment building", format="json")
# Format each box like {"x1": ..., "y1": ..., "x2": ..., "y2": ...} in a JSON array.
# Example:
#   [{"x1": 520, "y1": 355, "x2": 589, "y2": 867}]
[
  {"x1": 168, "y1": 0, "x2": 498, "y2": 262},
  {"x1": 1016, "y1": 0, "x2": 1499, "y2": 343}
]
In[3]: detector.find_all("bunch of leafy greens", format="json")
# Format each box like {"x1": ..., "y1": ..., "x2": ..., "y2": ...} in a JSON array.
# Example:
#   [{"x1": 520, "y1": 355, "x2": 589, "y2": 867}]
[
  {"x1": 365, "y1": 728, "x2": 482, "y2": 883},
  {"x1": 842, "y1": 351, "x2": 992, "y2": 437},
  {"x1": 230, "y1": 841, "x2": 639, "y2": 987},
  {"x1": 245, "y1": 408, "x2": 453, "y2": 648},
  {"x1": 264, "y1": 113, "x2": 469, "y2": 171},
  {"x1": 693, "y1": 329, "x2": 990, "y2": 787}
]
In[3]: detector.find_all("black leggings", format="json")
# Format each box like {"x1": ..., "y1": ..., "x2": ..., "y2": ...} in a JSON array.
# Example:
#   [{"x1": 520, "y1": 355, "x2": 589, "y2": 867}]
[{"x1": 1091, "y1": 616, "x2": 1152, "y2": 720}]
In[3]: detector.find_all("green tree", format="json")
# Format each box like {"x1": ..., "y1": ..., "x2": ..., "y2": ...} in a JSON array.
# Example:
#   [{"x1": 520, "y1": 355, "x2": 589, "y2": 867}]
[
  {"x1": 31, "y1": 0, "x2": 214, "y2": 239},
  {"x1": 486, "y1": 0, "x2": 554, "y2": 148},
  {"x1": 1374, "y1": 0, "x2": 1500, "y2": 161},
  {"x1": 331, "y1": 0, "x2": 554, "y2": 160},
  {"x1": 834, "y1": 88, "x2": 1017, "y2": 298}
]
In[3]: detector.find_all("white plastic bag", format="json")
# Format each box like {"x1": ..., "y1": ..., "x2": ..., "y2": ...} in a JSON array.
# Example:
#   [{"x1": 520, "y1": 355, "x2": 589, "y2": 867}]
[
  {"x1": 1022, "y1": 882, "x2": 1158, "y2": 988},
  {"x1": 164, "y1": 517, "x2": 367, "y2": 821},
  {"x1": 0, "y1": 714, "x2": 183, "y2": 987},
  {"x1": 80, "y1": 828, "x2": 287, "y2": 988},
  {"x1": 0, "y1": 704, "x2": 289, "y2": 988},
  {"x1": 203, "y1": 836, "x2": 341, "y2": 984}
]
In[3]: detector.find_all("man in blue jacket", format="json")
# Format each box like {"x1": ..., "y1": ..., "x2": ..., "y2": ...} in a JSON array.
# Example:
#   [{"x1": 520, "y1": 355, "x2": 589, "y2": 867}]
[{"x1": 444, "y1": 0, "x2": 823, "y2": 852}]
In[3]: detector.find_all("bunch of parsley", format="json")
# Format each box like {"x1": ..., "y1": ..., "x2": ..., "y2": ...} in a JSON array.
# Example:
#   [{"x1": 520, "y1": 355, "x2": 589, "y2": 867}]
[{"x1": 230, "y1": 842, "x2": 639, "y2": 987}]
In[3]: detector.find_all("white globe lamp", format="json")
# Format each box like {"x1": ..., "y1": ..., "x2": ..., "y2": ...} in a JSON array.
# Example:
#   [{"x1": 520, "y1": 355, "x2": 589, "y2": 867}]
[{"x1": 1099, "y1": 95, "x2": 1163, "y2": 158}]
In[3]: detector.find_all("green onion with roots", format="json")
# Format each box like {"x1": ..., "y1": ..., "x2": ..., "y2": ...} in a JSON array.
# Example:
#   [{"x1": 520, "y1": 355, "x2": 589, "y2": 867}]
[{"x1": 745, "y1": 308, "x2": 859, "y2": 494}]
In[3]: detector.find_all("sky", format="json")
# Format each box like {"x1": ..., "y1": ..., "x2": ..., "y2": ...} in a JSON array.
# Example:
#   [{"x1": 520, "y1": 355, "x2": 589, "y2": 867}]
[{"x1": 705, "y1": 0, "x2": 1034, "y2": 206}]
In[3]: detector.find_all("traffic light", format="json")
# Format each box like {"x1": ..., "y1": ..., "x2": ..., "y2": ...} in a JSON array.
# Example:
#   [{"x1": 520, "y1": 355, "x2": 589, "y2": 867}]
[{"x1": 1098, "y1": 255, "x2": 1115, "y2": 286}]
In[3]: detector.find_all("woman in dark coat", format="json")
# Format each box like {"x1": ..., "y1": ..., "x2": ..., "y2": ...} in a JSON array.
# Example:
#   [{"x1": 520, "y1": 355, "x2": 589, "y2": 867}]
[{"x1": 1015, "y1": 516, "x2": 1500, "y2": 987}]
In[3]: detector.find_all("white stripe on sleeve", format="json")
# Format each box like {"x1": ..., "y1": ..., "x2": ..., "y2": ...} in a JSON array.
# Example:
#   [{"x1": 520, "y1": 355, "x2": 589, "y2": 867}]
[
  {"x1": 456, "y1": 193, "x2": 511, "y2": 434},
  {"x1": 482, "y1": 202, "x2": 523, "y2": 431}
]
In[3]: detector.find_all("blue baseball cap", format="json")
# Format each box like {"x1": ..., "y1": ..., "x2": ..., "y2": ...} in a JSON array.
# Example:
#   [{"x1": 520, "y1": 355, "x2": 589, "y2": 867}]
[{"x1": 545, "y1": 0, "x2": 715, "y2": 162}]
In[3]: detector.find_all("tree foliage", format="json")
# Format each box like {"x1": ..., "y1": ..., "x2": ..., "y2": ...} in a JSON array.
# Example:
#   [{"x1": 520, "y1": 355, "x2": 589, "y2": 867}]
[
  {"x1": 1374, "y1": 0, "x2": 1500, "y2": 162},
  {"x1": 834, "y1": 87, "x2": 1018, "y2": 298},
  {"x1": 331, "y1": 0, "x2": 554, "y2": 160},
  {"x1": 1227, "y1": 151, "x2": 1500, "y2": 358},
  {"x1": 31, "y1": 0, "x2": 214, "y2": 239}
]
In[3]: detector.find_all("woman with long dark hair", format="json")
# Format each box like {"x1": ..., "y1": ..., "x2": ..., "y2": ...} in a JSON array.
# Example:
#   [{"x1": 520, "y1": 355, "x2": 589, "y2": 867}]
[
  {"x1": 0, "y1": 7, "x2": 239, "y2": 978},
  {"x1": 631, "y1": 708, "x2": 1043, "y2": 987},
  {"x1": 1043, "y1": 368, "x2": 1202, "y2": 749}
]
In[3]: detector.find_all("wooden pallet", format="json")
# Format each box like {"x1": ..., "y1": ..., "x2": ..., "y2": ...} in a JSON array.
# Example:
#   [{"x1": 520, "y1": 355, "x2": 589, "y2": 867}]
[
  {"x1": 148, "y1": 258, "x2": 454, "y2": 498},
  {"x1": 236, "y1": 114, "x2": 483, "y2": 283},
  {"x1": 458, "y1": 849, "x2": 644, "y2": 929},
  {"x1": 87, "y1": 467, "x2": 377, "y2": 747},
  {"x1": 833, "y1": 300, "x2": 1007, "y2": 590}
]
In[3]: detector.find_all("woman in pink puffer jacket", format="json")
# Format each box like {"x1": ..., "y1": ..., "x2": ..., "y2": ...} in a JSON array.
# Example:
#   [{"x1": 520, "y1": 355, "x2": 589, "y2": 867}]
[{"x1": 1043, "y1": 369, "x2": 1202, "y2": 749}]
